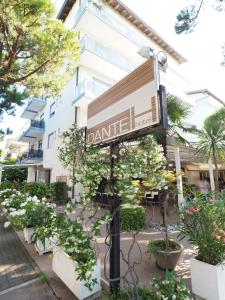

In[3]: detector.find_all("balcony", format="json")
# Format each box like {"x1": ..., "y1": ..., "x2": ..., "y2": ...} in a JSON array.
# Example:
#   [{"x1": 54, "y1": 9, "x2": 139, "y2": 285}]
[
  {"x1": 73, "y1": 79, "x2": 111, "y2": 104},
  {"x1": 21, "y1": 97, "x2": 46, "y2": 120},
  {"x1": 19, "y1": 120, "x2": 45, "y2": 142},
  {"x1": 79, "y1": 35, "x2": 137, "y2": 80},
  {"x1": 18, "y1": 149, "x2": 43, "y2": 164},
  {"x1": 74, "y1": 0, "x2": 145, "y2": 57}
]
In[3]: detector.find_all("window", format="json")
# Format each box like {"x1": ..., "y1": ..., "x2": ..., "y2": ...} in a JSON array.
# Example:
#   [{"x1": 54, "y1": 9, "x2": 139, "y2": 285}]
[
  {"x1": 49, "y1": 102, "x2": 55, "y2": 117},
  {"x1": 48, "y1": 131, "x2": 56, "y2": 149},
  {"x1": 75, "y1": 106, "x2": 78, "y2": 123},
  {"x1": 40, "y1": 113, "x2": 44, "y2": 121},
  {"x1": 38, "y1": 140, "x2": 42, "y2": 150},
  {"x1": 76, "y1": 67, "x2": 79, "y2": 86}
]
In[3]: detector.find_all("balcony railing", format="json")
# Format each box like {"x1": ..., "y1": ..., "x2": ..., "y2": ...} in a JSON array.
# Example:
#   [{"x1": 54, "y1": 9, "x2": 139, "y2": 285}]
[
  {"x1": 75, "y1": 79, "x2": 111, "y2": 101},
  {"x1": 17, "y1": 149, "x2": 43, "y2": 164},
  {"x1": 80, "y1": 35, "x2": 136, "y2": 72},
  {"x1": 19, "y1": 120, "x2": 45, "y2": 142},
  {"x1": 27, "y1": 149, "x2": 43, "y2": 159},
  {"x1": 74, "y1": 0, "x2": 145, "y2": 48},
  {"x1": 21, "y1": 97, "x2": 46, "y2": 120},
  {"x1": 30, "y1": 120, "x2": 45, "y2": 129}
]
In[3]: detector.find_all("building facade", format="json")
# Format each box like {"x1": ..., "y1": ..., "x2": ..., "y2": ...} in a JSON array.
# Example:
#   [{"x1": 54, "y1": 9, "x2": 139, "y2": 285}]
[{"x1": 17, "y1": 0, "x2": 223, "y2": 194}]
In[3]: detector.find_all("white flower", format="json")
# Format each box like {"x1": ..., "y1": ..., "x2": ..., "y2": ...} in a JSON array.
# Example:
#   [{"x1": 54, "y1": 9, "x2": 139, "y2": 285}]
[
  {"x1": 20, "y1": 202, "x2": 26, "y2": 207},
  {"x1": 4, "y1": 221, "x2": 10, "y2": 228},
  {"x1": 172, "y1": 296, "x2": 176, "y2": 300},
  {"x1": 17, "y1": 209, "x2": 26, "y2": 216},
  {"x1": 9, "y1": 208, "x2": 16, "y2": 212},
  {"x1": 32, "y1": 196, "x2": 38, "y2": 202}
]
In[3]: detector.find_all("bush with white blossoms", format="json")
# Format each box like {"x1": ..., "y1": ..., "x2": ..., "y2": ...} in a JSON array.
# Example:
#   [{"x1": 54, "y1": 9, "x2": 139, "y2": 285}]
[
  {"x1": 1, "y1": 191, "x2": 28, "y2": 213},
  {"x1": 0, "y1": 189, "x2": 19, "y2": 203},
  {"x1": 151, "y1": 271, "x2": 192, "y2": 300},
  {"x1": 8, "y1": 197, "x2": 56, "y2": 230}
]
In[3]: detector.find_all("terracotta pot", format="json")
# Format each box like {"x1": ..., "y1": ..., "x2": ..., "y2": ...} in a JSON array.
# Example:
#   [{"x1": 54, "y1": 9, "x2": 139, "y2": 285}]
[{"x1": 150, "y1": 239, "x2": 183, "y2": 270}]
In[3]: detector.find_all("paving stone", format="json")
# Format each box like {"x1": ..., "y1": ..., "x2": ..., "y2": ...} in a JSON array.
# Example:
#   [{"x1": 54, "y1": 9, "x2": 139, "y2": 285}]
[{"x1": 0, "y1": 216, "x2": 39, "y2": 292}]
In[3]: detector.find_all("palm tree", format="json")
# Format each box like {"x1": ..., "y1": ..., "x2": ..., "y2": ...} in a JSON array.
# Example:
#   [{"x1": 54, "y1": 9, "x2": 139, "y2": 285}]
[
  {"x1": 154, "y1": 93, "x2": 193, "y2": 156},
  {"x1": 194, "y1": 108, "x2": 225, "y2": 191}
]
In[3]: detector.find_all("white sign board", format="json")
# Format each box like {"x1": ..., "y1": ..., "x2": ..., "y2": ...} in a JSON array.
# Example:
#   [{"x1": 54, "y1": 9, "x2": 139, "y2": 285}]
[{"x1": 87, "y1": 59, "x2": 159, "y2": 145}]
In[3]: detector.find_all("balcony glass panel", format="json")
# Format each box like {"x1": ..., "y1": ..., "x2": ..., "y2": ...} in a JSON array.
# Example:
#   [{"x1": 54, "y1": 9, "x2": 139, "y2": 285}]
[
  {"x1": 80, "y1": 35, "x2": 136, "y2": 72},
  {"x1": 75, "y1": 0, "x2": 145, "y2": 48},
  {"x1": 30, "y1": 120, "x2": 45, "y2": 129},
  {"x1": 75, "y1": 79, "x2": 111, "y2": 101}
]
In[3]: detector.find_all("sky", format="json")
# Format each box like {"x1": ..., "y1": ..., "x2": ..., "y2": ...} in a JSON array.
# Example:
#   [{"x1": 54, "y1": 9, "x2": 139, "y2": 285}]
[{"x1": 1, "y1": 0, "x2": 225, "y2": 146}]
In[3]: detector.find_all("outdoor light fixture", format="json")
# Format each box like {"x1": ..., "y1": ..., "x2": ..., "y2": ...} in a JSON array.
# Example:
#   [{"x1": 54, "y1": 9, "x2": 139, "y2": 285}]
[
  {"x1": 138, "y1": 46, "x2": 168, "y2": 72},
  {"x1": 137, "y1": 46, "x2": 155, "y2": 59}
]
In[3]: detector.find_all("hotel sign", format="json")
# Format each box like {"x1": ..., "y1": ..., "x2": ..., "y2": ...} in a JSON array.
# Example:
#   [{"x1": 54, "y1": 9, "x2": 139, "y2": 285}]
[{"x1": 87, "y1": 59, "x2": 160, "y2": 145}]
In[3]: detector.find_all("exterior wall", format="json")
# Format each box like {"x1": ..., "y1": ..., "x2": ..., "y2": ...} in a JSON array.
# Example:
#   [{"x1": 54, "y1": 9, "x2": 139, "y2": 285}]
[
  {"x1": 27, "y1": 167, "x2": 36, "y2": 182},
  {"x1": 187, "y1": 94, "x2": 222, "y2": 129}
]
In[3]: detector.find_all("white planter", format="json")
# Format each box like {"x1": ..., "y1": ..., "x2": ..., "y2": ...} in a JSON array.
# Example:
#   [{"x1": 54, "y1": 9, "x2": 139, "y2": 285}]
[
  {"x1": 52, "y1": 247, "x2": 101, "y2": 300},
  {"x1": 35, "y1": 238, "x2": 54, "y2": 255},
  {"x1": 191, "y1": 257, "x2": 225, "y2": 300},
  {"x1": 23, "y1": 227, "x2": 35, "y2": 244}
]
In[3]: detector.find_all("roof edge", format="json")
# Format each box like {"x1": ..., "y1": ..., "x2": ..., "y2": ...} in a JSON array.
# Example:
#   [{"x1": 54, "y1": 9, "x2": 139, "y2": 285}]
[
  {"x1": 57, "y1": 0, "x2": 187, "y2": 64},
  {"x1": 186, "y1": 89, "x2": 224, "y2": 105}
]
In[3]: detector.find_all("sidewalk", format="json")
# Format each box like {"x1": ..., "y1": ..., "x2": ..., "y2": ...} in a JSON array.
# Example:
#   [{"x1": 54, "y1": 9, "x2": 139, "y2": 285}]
[{"x1": 0, "y1": 216, "x2": 57, "y2": 300}]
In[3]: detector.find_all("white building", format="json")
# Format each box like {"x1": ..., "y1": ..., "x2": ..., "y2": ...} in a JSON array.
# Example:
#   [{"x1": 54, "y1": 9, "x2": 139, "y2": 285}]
[{"x1": 17, "y1": 0, "x2": 223, "y2": 191}]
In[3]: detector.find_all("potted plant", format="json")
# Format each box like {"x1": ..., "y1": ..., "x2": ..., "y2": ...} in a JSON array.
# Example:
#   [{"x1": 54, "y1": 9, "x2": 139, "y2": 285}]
[
  {"x1": 179, "y1": 193, "x2": 225, "y2": 300},
  {"x1": 147, "y1": 189, "x2": 183, "y2": 270},
  {"x1": 52, "y1": 213, "x2": 101, "y2": 300},
  {"x1": 101, "y1": 271, "x2": 192, "y2": 299}
]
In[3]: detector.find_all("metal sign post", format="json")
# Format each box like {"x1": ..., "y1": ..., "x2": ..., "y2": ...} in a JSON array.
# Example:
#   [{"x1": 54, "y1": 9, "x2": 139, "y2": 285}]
[{"x1": 109, "y1": 143, "x2": 120, "y2": 291}]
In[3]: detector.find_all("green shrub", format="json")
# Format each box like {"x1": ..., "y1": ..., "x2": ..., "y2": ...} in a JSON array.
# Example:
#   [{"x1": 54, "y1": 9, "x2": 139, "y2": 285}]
[
  {"x1": 101, "y1": 273, "x2": 191, "y2": 299},
  {"x1": 120, "y1": 204, "x2": 145, "y2": 232},
  {"x1": 2, "y1": 168, "x2": 27, "y2": 183},
  {"x1": 0, "y1": 181, "x2": 17, "y2": 190},
  {"x1": 50, "y1": 182, "x2": 68, "y2": 204},
  {"x1": 21, "y1": 182, "x2": 51, "y2": 199}
]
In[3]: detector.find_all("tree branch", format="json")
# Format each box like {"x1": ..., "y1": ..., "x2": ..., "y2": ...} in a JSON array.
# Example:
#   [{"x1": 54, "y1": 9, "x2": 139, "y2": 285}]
[{"x1": 0, "y1": 58, "x2": 51, "y2": 84}]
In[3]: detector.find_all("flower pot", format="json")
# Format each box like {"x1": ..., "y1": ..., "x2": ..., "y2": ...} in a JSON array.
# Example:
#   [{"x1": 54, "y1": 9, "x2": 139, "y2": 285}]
[
  {"x1": 150, "y1": 239, "x2": 183, "y2": 270},
  {"x1": 35, "y1": 237, "x2": 55, "y2": 255},
  {"x1": 191, "y1": 257, "x2": 225, "y2": 300},
  {"x1": 52, "y1": 247, "x2": 101, "y2": 300},
  {"x1": 23, "y1": 227, "x2": 35, "y2": 244}
]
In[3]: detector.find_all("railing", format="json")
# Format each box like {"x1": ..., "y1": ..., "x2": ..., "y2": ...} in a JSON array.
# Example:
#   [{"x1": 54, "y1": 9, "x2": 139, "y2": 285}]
[
  {"x1": 75, "y1": 79, "x2": 111, "y2": 100},
  {"x1": 22, "y1": 97, "x2": 46, "y2": 115},
  {"x1": 19, "y1": 120, "x2": 45, "y2": 140},
  {"x1": 74, "y1": 0, "x2": 145, "y2": 48},
  {"x1": 17, "y1": 149, "x2": 43, "y2": 163},
  {"x1": 30, "y1": 120, "x2": 45, "y2": 129},
  {"x1": 80, "y1": 35, "x2": 137, "y2": 72},
  {"x1": 27, "y1": 149, "x2": 43, "y2": 159}
]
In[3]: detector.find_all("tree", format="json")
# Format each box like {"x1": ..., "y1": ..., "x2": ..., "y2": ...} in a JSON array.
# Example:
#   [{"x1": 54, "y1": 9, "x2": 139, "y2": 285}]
[
  {"x1": 0, "y1": 0, "x2": 80, "y2": 136},
  {"x1": 175, "y1": 0, "x2": 224, "y2": 34},
  {"x1": 0, "y1": 0, "x2": 79, "y2": 97},
  {"x1": 154, "y1": 93, "x2": 193, "y2": 156},
  {"x1": 194, "y1": 108, "x2": 225, "y2": 191},
  {"x1": 58, "y1": 124, "x2": 86, "y2": 197}
]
